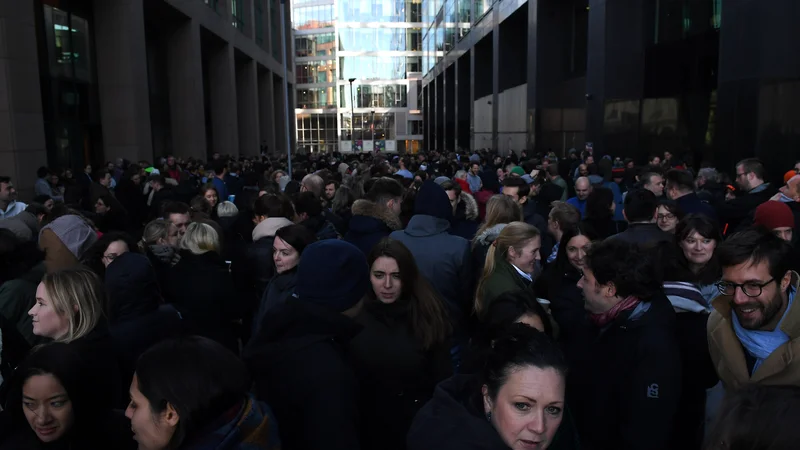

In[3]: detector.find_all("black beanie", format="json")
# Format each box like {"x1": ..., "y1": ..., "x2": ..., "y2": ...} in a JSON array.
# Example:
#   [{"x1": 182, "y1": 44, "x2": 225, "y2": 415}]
[{"x1": 295, "y1": 240, "x2": 369, "y2": 312}]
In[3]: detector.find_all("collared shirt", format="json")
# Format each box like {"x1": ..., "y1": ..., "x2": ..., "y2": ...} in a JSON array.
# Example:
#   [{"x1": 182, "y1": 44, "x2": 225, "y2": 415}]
[
  {"x1": 511, "y1": 263, "x2": 533, "y2": 282},
  {"x1": 547, "y1": 242, "x2": 559, "y2": 264},
  {"x1": 0, "y1": 201, "x2": 27, "y2": 219}
]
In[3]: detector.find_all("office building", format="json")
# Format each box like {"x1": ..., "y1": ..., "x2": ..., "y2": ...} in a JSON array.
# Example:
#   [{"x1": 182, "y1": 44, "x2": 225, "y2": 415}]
[
  {"x1": 421, "y1": 0, "x2": 800, "y2": 177},
  {"x1": 292, "y1": 0, "x2": 424, "y2": 153},
  {"x1": 1, "y1": 0, "x2": 294, "y2": 196}
]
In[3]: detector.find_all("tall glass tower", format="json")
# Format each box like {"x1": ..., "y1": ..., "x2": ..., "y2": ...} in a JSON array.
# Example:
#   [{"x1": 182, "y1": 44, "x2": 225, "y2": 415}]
[{"x1": 293, "y1": 0, "x2": 424, "y2": 153}]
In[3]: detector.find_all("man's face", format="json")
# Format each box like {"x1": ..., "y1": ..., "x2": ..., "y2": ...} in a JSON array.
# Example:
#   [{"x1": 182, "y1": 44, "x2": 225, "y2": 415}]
[
  {"x1": 547, "y1": 216, "x2": 558, "y2": 237},
  {"x1": 575, "y1": 182, "x2": 591, "y2": 201},
  {"x1": 99, "y1": 173, "x2": 111, "y2": 188},
  {"x1": 503, "y1": 186, "x2": 523, "y2": 204},
  {"x1": 324, "y1": 183, "x2": 336, "y2": 200},
  {"x1": 645, "y1": 175, "x2": 665, "y2": 197},
  {"x1": 95, "y1": 199, "x2": 109, "y2": 215},
  {"x1": 735, "y1": 164, "x2": 752, "y2": 191},
  {"x1": 578, "y1": 165, "x2": 588, "y2": 177},
  {"x1": 470, "y1": 164, "x2": 479, "y2": 175},
  {"x1": 167, "y1": 156, "x2": 175, "y2": 167},
  {"x1": 720, "y1": 259, "x2": 788, "y2": 331},
  {"x1": 773, "y1": 227, "x2": 793, "y2": 242},
  {"x1": 446, "y1": 189, "x2": 459, "y2": 213},
  {"x1": 626, "y1": 161, "x2": 634, "y2": 169},
  {"x1": 131, "y1": 174, "x2": 142, "y2": 186},
  {"x1": 664, "y1": 151, "x2": 672, "y2": 161},
  {"x1": 577, "y1": 267, "x2": 611, "y2": 314},
  {"x1": 780, "y1": 176, "x2": 800, "y2": 201},
  {"x1": 0, "y1": 182, "x2": 17, "y2": 203},
  {"x1": 49, "y1": 174, "x2": 59, "y2": 185},
  {"x1": 168, "y1": 213, "x2": 191, "y2": 237},
  {"x1": 84, "y1": 164, "x2": 92, "y2": 174},
  {"x1": 584, "y1": 156, "x2": 594, "y2": 165},
  {"x1": 650, "y1": 157, "x2": 661, "y2": 166}
]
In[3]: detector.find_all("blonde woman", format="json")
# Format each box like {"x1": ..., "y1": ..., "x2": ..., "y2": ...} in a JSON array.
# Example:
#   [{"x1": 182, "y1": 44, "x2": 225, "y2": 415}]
[
  {"x1": 471, "y1": 195, "x2": 524, "y2": 278},
  {"x1": 29, "y1": 267, "x2": 104, "y2": 343},
  {"x1": 162, "y1": 222, "x2": 240, "y2": 353},
  {"x1": 474, "y1": 221, "x2": 541, "y2": 318}
]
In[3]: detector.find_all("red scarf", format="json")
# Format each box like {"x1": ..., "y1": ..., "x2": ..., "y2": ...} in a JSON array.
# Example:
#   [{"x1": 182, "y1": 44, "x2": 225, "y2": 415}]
[{"x1": 590, "y1": 295, "x2": 641, "y2": 327}]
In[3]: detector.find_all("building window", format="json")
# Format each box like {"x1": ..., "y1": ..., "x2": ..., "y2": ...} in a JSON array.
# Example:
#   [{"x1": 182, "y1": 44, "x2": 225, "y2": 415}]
[
  {"x1": 295, "y1": 60, "x2": 337, "y2": 84},
  {"x1": 271, "y1": 0, "x2": 280, "y2": 60},
  {"x1": 231, "y1": 0, "x2": 244, "y2": 30},
  {"x1": 340, "y1": 56, "x2": 409, "y2": 81},
  {"x1": 297, "y1": 87, "x2": 337, "y2": 108},
  {"x1": 295, "y1": 32, "x2": 336, "y2": 57},
  {"x1": 293, "y1": 4, "x2": 335, "y2": 30},
  {"x1": 296, "y1": 113, "x2": 339, "y2": 153},
  {"x1": 205, "y1": 0, "x2": 219, "y2": 13},
  {"x1": 408, "y1": 121, "x2": 423, "y2": 135}
]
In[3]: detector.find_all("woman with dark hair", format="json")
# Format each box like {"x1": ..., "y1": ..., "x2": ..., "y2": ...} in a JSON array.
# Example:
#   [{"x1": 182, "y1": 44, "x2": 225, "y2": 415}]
[
  {"x1": 663, "y1": 214, "x2": 722, "y2": 449},
  {"x1": 538, "y1": 223, "x2": 599, "y2": 337},
  {"x1": 251, "y1": 224, "x2": 317, "y2": 336},
  {"x1": 582, "y1": 187, "x2": 622, "y2": 239},
  {"x1": 657, "y1": 198, "x2": 685, "y2": 234},
  {"x1": 1, "y1": 342, "x2": 133, "y2": 449},
  {"x1": 349, "y1": 238, "x2": 453, "y2": 450},
  {"x1": 408, "y1": 324, "x2": 572, "y2": 450},
  {"x1": 704, "y1": 384, "x2": 800, "y2": 450},
  {"x1": 126, "y1": 336, "x2": 280, "y2": 450}
]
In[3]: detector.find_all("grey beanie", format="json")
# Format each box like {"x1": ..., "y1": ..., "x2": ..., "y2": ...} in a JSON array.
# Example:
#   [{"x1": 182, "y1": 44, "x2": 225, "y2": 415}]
[{"x1": 39, "y1": 215, "x2": 98, "y2": 260}]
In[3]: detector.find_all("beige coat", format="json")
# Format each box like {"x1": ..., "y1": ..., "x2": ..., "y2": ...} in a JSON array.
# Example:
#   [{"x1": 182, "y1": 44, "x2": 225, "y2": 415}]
[{"x1": 707, "y1": 271, "x2": 800, "y2": 389}]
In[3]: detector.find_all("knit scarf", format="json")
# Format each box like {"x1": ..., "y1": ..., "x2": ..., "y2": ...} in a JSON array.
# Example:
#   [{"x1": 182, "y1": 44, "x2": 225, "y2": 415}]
[
  {"x1": 732, "y1": 288, "x2": 795, "y2": 374},
  {"x1": 590, "y1": 295, "x2": 641, "y2": 327}
]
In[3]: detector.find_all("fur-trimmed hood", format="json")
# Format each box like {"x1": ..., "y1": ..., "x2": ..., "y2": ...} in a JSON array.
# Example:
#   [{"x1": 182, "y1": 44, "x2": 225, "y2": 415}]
[
  {"x1": 458, "y1": 192, "x2": 479, "y2": 221},
  {"x1": 252, "y1": 217, "x2": 294, "y2": 241},
  {"x1": 473, "y1": 223, "x2": 507, "y2": 246},
  {"x1": 351, "y1": 199, "x2": 402, "y2": 231}
]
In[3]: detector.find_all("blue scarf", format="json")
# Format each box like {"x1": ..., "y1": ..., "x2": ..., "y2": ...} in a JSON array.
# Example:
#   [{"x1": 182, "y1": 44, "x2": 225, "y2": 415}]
[{"x1": 732, "y1": 288, "x2": 795, "y2": 374}]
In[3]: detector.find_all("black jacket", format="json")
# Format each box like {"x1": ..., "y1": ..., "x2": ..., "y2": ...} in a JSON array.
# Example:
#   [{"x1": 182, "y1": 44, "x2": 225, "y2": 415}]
[
  {"x1": 563, "y1": 294, "x2": 681, "y2": 450},
  {"x1": 675, "y1": 192, "x2": 718, "y2": 222},
  {"x1": 344, "y1": 200, "x2": 403, "y2": 256},
  {"x1": 523, "y1": 201, "x2": 555, "y2": 262},
  {"x1": 251, "y1": 270, "x2": 297, "y2": 337},
  {"x1": 349, "y1": 301, "x2": 452, "y2": 450},
  {"x1": 162, "y1": 250, "x2": 242, "y2": 353},
  {"x1": 608, "y1": 223, "x2": 673, "y2": 248},
  {"x1": 407, "y1": 374, "x2": 509, "y2": 450},
  {"x1": 715, "y1": 183, "x2": 778, "y2": 234},
  {"x1": 243, "y1": 300, "x2": 363, "y2": 450}
]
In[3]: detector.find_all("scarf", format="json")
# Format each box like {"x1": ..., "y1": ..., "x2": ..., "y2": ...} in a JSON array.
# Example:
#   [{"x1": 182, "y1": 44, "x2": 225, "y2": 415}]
[
  {"x1": 184, "y1": 395, "x2": 280, "y2": 450},
  {"x1": 590, "y1": 295, "x2": 641, "y2": 327},
  {"x1": 732, "y1": 288, "x2": 795, "y2": 374}
]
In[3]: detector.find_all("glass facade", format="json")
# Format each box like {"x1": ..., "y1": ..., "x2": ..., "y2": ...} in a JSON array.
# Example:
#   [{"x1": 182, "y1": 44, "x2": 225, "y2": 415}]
[
  {"x1": 340, "y1": 56, "x2": 408, "y2": 80},
  {"x1": 296, "y1": 32, "x2": 336, "y2": 57},
  {"x1": 339, "y1": 0, "x2": 422, "y2": 23},
  {"x1": 338, "y1": 28, "x2": 422, "y2": 52},
  {"x1": 338, "y1": 84, "x2": 408, "y2": 108},
  {"x1": 297, "y1": 87, "x2": 337, "y2": 108},
  {"x1": 294, "y1": 4, "x2": 335, "y2": 30},
  {"x1": 341, "y1": 113, "x2": 396, "y2": 141},
  {"x1": 255, "y1": 0, "x2": 264, "y2": 45},
  {"x1": 296, "y1": 60, "x2": 337, "y2": 84},
  {"x1": 654, "y1": 0, "x2": 721, "y2": 44},
  {"x1": 297, "y1": 113, "x2": 339, "y2": 152},
  {"x1": 270, "y1": 0, "x2": 280, "y2": 60},
  {"x1": 231, "y1": 0, "x2": 244, "y2": 30}
]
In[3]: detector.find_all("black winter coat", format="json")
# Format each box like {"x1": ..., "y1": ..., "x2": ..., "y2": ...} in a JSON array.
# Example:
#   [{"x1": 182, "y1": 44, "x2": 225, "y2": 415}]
[
  {"x1": 251, "y1": 269, "x2": 297, "y2": 338},
  {"x1": 344, "y1": 199, "x2": 403, "y2": 256},
  {"x1": 715, "y1": 183, "x2": 778, "y2": 234},
  {"x1": 349, "y1": 301, "x2": 452, "y2": 450},
  {"x1": 563, "y1": 294, "x2": 681, "y2": 450},
  {"x1": 607, "y1": 223, "x2": 673, "y2": 248},
  {"x1": 162, "y1": 250, "x2": 242, "y2": 353},
  {"x1": 243, "y1": 300, "x2": 363, "y2": 450}
]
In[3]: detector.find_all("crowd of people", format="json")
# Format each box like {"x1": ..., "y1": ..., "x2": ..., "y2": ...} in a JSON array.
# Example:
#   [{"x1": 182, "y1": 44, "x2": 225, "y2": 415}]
[{"x1": 0, "y1": 147, "x2": 799, "y2": 449}]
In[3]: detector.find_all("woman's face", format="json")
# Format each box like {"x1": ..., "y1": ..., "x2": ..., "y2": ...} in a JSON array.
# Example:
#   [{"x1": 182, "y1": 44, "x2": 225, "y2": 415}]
[
  {"x1": 43, "y1": 199, "x2": 55, "y2": 211},
  {"x1": 22, "y1": 374, "x2": 74, "y2": 443},
  {"x1": 483, "y1": 366, "x2": 565, "y2": 450},
  {"x1": 273, "y1": 236, "x2": 300, "y2": 274},
  {"x1": 273, "y1": 172, "x2": 284, "y2": 183},
  {"x1": 565, "y1": 235, "x2": 591, "y2": 271},
  {"x1": 680, "y1": 231, "x2": 717, "y2": 268},
  {"x1": 159, "y1": 224, "x2": 180, "y2": 248},
  {"x1": 656, "y1": 206, "x2": 678, "y2": 233},
  {"x1": 103, "y1": 240, "x2": 129, "y2": 268},
  {"x1": 29, "y1": 283, "x2": 70, "y2": 339},
  {"x1": 508, "y1": 237, "x2": 542, "y2": 275},
  {"x1": 126, "y1": 375, "x2": 176, "y2": 450},
  {"x1": 204, "y1": 190, "x2": 218, "y2": 208},
  {"x1": 95, "y1": 198, "x2": 109, "y2": 215},
  {"x1": 370, "y1": 256, "x2": 402, "y2": 304}
]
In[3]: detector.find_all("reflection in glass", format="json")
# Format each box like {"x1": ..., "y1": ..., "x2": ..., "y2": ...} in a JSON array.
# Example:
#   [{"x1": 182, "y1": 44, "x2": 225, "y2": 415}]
[
  {"x1": 296, "y1": 60, "x2": 337, "y2": 84},
  {"x1": 340, "y1": 56, "x2": 407, "y2": 80},
  {"x1": 296, "y1": 113, "x2": 339, "y2": 153},
  {"x1": 296, "y1": 32, "x2": 336, "y2": 57},
  {"x1": 294, "y1": 4, "x2": 335, "y2": 30},
  {"x1": 338, "y1": 28, "x2": 421, "y2": 52},
  {"x1": 339, "y1": 0, "x2": 422, "y2": 23},
  {"x1": 297, "y1": 87, "x2": 337, "y2": 108}
]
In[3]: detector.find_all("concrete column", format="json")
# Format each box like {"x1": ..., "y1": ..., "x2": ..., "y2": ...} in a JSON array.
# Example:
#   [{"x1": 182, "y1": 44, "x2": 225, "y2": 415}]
[
  {"x1": 167, "y1": 19, "x2": 206, "y2": 160},
  {"x1": 258, "y1": 69, "x2": 276, "y2": 155},
  {"x1": 272, "y1": 74, "x2": 287, "y2": 155},
  {"x1": 93, "y1": 0, "x2": 153, "y2": 163},
  {"x1": 492, "y1": 24, "x2": 500, "y2": 152},
  {"x1": 0, "y1": 0, "x2": 47, "y2": 198},
  {"x1": 236, "y1": 59, "x2": 259, "y2": 157},
  {"x1": 208, "y1": 44, "x2": 239, "y2": 157}
]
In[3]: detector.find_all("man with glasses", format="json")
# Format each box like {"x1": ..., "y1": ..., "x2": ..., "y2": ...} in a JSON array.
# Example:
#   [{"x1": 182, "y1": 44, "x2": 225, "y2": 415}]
[
  {"x1": 708, "y1": 228, "x2": 799, "y2": 389},
  {"x1": 716, "y1": 158, "x2": 777, "y2": 234}
]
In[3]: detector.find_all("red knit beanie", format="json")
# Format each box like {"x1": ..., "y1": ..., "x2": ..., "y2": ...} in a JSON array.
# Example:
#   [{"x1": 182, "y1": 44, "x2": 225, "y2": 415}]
[{"x1": 753, "y1": 201, "x2": 795, "y2": 230}]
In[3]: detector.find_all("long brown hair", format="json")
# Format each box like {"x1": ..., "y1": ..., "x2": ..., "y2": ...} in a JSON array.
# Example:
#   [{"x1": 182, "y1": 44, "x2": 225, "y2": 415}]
[
  {"x1": 473, "y1": 195, "x2": 523, "y2": 247},
  {"x1": 366, "y1": 238, "x2": 452, "y2": 349},
  {"x1": 474, "y1": 221, "x2": 540, "y2": 316}
]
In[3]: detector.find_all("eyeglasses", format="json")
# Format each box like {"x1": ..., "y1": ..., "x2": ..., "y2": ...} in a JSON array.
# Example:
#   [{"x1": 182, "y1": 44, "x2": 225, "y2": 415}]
[
  {"x1": 736, "y1": 171, "x2": 750, "y2": 179},
  {"x1": 657, "y1": 213, "x2": 676, "y2": 221},
  {"x1": 716, "y1": 278, "x2": 775, "y2": 297}
]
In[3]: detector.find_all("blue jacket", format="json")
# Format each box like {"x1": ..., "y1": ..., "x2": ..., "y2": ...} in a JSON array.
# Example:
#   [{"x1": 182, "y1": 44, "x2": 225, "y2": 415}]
[
  {"x1": 566, "y1": 197, "x2": 587, "y2": 218},
  {"x1": 211, "y1": 176, "x2": 229, "y2": 201},
  {"x1": 676, "y1": 192, "x2": 718, "y2": 222},
  {"x1": 344, "y1": 200, "x2": 403, "y2": 256}
]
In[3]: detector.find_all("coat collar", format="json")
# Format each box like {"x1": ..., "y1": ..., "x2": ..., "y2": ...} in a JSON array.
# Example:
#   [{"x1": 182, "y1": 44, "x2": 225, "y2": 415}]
[{"x1": 350, "y1": 199, "x2": 402, "y2": 231}]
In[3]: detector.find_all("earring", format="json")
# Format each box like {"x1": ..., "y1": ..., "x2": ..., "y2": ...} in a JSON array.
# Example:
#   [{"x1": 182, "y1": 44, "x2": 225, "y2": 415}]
[{"x1": 485, "y1": 411, "x2": 492, "y2": 422}]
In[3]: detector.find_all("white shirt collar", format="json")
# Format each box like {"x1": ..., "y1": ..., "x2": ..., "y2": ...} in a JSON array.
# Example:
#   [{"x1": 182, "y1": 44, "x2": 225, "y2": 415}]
[{"x1": 511, "y1": 263, "x2": 533, "y2": 282}]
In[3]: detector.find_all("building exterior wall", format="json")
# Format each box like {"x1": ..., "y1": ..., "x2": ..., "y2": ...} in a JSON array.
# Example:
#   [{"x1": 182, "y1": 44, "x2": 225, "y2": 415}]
[
  {"x1": 1, "y1": 0, "x2": 294, "y2": 199},
  {"x1": 292, "y1": 0, "x2": 424, "y2": 154}
]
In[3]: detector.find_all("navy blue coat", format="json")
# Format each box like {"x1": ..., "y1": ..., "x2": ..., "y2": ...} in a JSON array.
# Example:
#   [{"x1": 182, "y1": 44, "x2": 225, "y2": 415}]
[
  {"x1": 344, "y1": 199, "x2": 403, "y2": 256},
  {"x1": 676, "y1": 192, "x2": 718, "y2": 222}
]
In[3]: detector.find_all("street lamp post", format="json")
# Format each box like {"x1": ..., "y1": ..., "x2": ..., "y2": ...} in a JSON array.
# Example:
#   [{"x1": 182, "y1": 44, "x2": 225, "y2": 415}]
[{"x1": 348, "y1": 78, "x2": 356, "y2": 150}]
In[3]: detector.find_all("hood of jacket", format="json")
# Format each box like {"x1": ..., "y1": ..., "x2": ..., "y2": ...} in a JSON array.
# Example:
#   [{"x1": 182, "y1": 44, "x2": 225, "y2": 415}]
[
  {"x1": 105, "y1": 252, "x2": 161, "y2": 322},
  {"x1": 252, "y1": 217, "x2": 293, "y2": 241},
  {"x1": 474, "y1": 223, "x2": 507, "y2": 246},
  {"x1": 0, "y1": 211, "x2": 39, "y2": 242},
  {"x1": 455, "y1": 192, "x2": 479, "y2": 221},
  {"x1": 403, "y1": 214, "x2": 451, "y2": 237},
  {"x1": 407, "y1": 374, "x2": 506, "y2": 450},
  {"x1": 414, "y1": 181, "x2": 454, "y2": 221},
  {"x1": 349, "y1": 199, "x2": 402, "y2": 233}
]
